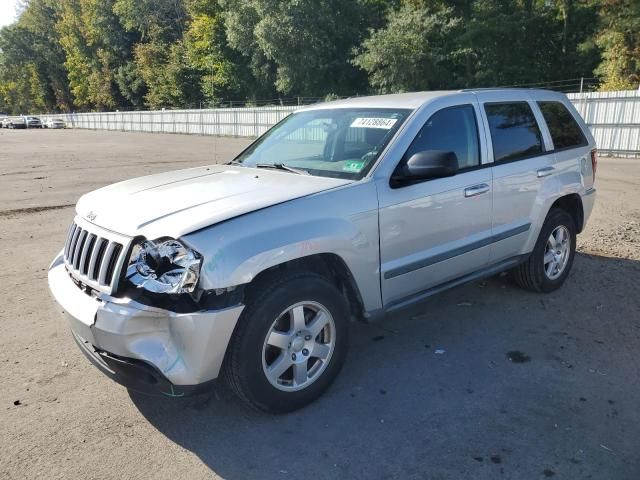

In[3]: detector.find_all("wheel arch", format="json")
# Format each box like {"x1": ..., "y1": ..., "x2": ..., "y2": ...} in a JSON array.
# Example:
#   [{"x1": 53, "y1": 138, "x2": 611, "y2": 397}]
[
  {"x1": 244, "y1": 253, "x2": 368, "y2": 321},
  {"x1": 549, "y1": 193, "x2": 584, "y2": 233}
]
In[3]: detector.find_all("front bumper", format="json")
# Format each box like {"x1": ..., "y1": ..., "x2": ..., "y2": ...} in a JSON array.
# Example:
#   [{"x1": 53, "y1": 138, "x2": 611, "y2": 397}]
[{"x1": 48, "y1": 253, "x2": 244, "y2": 396}]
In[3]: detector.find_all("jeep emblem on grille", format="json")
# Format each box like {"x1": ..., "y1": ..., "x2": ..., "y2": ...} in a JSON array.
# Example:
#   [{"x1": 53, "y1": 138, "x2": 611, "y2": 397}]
[{"x1": 86, "y1": 211, "x2": 97, "y2": 222}]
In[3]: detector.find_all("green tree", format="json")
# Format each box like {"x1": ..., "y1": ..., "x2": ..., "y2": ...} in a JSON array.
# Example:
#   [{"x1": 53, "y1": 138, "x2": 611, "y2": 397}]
[
  {"x1": 0, "y1": 24, "x2": 44, "y2": 114},
  {"x1": 114, "y1": 0, "x2": 187, "y2": 43},
  {"x1": 223, "y1": 0, "x2": 381, "y2": 97},
  {"x1": 183, "y1": 0, "x2": 255, "y2": 103},
  {"x1": 0, "y1": 0, "x2": 635, "y2": 114},
  {"x1": 133, "y1": 40, "x2": 201, "y2": 108},
  {"x1": 18, "y1": 0, "x2": 73, "y2": 110},
  {"x1": 0, "y1": 0, "x2": 72, "y2": 113},
  {"x1": 56, "y1": 0, "x2": 139, "y2": 109},
  {"x1": 595, "y1": 0, "x2": 639, "y2": 90},
  {"x1": 465, "y1": 0, "x2": 599, "y2": 88},
  {"x1": 353, "y1": 2, "x2": 464, "y2": 92},
  {"x1": 114, "y1": 0, "x2": 201, "y2": 107}
]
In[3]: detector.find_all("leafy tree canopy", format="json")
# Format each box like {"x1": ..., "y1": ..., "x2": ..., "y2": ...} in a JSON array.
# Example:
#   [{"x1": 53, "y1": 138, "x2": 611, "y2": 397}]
[{"x1": 0, "y1": 0, "x2": 636, "y2": 114}]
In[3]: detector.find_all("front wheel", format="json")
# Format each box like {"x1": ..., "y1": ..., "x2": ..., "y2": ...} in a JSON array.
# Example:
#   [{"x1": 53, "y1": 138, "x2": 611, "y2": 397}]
[
  {"x1": 513, "y1": 208, "x2": 576, "y2": 293},
  {"x1": 223, "y1": 272, "x2": 349, "y2": 413}
]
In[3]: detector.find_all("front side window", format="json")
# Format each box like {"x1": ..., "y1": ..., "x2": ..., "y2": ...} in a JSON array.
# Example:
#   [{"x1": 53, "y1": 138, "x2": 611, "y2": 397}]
[
  {"x1": 537, "y1": 101, "x2": 587, "y2": 150},
  {"x1": 404, "y1": 105, "x2": 480, "y2": 170},
  {"x1": 234, "y1": 108, "x2": 411, "y2": 179},
  {"x1": 485, "y1": 102, "x2": 544, "y2": 162}
]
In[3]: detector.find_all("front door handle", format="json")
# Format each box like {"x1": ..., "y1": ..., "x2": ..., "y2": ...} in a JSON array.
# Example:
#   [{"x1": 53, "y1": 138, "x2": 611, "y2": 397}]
[
  {"x1": 537, "y1": 166, "x2": 555, "y2": 178},
  {"x1": 464, "y1": 183, "x2": 490, "y2": 198}
]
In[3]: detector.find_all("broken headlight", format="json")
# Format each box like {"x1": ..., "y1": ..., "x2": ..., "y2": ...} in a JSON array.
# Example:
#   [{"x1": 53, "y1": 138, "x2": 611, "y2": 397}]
[{"x1": 126, "y1": 239, "x2": 202, "y2": 294}]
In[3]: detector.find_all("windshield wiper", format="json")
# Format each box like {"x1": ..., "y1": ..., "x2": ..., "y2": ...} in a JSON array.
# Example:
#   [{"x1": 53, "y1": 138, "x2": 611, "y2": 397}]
[{"x1": 255, "y1": 163, "x2": 309, "y2": 175}]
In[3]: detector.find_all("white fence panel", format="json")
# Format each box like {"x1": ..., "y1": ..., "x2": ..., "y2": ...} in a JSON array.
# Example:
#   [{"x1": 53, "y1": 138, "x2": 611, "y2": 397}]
[
  {"x1": 568, "y1": 90, "x2": 640, "y2": 156},
  {"x1": 39, "y1": 92, "x2": 640, "y2": 156},
  {"x1": 40, "y1": 105, "x2": 298, "y2": 138}
]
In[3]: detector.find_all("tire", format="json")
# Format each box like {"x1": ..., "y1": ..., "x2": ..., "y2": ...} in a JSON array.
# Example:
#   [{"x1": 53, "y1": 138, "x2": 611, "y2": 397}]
[
  {"x1": 223, "y1": 272, "x2": 350, "y2": 413},
  {"x1": 513, "y1": 208, "x2": 576, "y2": 293}
]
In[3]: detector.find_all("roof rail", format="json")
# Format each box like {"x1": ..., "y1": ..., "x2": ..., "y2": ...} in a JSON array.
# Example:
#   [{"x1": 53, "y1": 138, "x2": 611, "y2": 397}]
[{"x1": 460, "y1": 87, "x2": 554, "y2": 92}]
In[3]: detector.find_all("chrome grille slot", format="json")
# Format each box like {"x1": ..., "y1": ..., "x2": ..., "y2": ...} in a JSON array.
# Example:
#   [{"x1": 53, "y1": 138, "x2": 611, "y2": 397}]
[
  {"x1": 62, "y1": 217, "x2": 131, "y2": 295},
  {"x1": 73, "y1": 230, "x2": 88, "y2": 269},
  {"x1": 68, "y1": 226, "x2": 81, "y2": 264},
  {"x1": 81, "y1": 234, "x2": 97, "y2": 275},
  {"x1": 104, "y1": 243, "x2": 123, "y2": 286},
  {"x1": 91, "y1": 239, "x2": 108, "y2": 280},
  {"x1": 64, "y1": 224, "x2": 76, "y2": 258}
]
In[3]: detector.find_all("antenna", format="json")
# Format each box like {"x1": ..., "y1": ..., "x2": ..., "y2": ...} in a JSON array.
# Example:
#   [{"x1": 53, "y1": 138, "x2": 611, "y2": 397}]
[{"x1": 213, "y1": 105, "x2": 217, "y2": 164}]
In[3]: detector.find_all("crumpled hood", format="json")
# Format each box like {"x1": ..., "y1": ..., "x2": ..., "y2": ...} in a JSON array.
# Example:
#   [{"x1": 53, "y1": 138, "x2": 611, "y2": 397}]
[{"x1": 76, "y1": 164, "x2": 351, "y2": 239}]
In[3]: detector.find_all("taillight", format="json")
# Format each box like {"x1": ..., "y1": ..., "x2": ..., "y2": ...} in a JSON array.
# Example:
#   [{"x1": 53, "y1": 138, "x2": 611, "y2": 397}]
[{"x1": 590, "y1": 149, "x2": 597, "y2": 181}]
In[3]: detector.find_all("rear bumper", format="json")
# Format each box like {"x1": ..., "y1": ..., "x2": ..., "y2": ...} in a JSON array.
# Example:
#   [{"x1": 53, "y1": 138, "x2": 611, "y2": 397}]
[
  {"x1": 581, "y1": 187, "x2": 596, "y2": 229},
  {"x1": 48, "y1": 252, "x2": 244, "y2": 394}
]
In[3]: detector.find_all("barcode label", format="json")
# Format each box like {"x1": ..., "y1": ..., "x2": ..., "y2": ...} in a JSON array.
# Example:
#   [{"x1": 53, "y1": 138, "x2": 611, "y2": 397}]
[{"x1": 350, "y1": 117, "x2": 398, "y2": 129}]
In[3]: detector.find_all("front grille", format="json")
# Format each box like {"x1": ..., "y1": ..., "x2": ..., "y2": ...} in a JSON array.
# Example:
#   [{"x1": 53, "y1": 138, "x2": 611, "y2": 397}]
[{"x1": 63, "y1": 218, "x2": 131, "y2": 295}]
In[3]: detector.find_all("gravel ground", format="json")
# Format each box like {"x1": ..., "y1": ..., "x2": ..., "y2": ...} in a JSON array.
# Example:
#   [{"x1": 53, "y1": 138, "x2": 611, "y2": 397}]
[{"x1": 1, "y1": 129, "x2": 639, "y2": 480}]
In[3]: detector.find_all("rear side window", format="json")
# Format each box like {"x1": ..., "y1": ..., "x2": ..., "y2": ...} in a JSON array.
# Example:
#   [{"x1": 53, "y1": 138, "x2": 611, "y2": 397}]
[
  {"x1": 405, "y1": 105, "x2": 480, "y2": 170},
  {"x1": 485, "y1": 102, "x2": 544, "y2": 162},
  {"x1": 538, "y1": 101, "x2": 587, "y2": 150}
]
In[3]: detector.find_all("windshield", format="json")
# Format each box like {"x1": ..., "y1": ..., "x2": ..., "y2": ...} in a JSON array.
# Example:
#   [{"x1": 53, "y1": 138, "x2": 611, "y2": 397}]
[{"x1": 234, "y1": 108, "x2": 412, "y2": 179}]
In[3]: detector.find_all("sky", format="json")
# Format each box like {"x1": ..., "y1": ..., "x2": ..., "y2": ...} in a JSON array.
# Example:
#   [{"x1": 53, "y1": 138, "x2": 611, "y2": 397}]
[{"x1": 0, "y1": 0, "x2": 19, "y2": 28}]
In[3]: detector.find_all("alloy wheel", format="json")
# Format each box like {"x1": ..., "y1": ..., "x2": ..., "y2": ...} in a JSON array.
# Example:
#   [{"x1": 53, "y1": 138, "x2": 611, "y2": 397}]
[
  {"x1": 261, "y1": 301, "x2": 336, "y2": 392},
  {"x1": 544, "y1": 225, "x2": 571, "y2": 280}
]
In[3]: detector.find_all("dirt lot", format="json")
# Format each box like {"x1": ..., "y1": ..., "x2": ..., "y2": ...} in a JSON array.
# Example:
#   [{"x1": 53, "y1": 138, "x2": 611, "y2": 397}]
[{"x1": 1, "y1": 128, "x2": 639, "y2": 480}]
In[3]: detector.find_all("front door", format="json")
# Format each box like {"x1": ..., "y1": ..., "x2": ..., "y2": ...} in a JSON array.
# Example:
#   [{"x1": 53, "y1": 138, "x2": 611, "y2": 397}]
[{"x1": 377, "y1": 96, "x2": 493, "y2": 307}]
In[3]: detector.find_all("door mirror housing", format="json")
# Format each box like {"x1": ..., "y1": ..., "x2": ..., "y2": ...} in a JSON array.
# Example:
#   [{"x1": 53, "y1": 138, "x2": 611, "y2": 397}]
[{"x1": 394, "y1": 150, "x2": 459, "y2": 184}]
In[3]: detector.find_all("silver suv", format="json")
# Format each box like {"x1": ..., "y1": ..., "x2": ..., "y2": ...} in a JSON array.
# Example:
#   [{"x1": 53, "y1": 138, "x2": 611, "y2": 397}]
[{"x1": 48, "y1": 89, "x2": 596, "y2": 412}]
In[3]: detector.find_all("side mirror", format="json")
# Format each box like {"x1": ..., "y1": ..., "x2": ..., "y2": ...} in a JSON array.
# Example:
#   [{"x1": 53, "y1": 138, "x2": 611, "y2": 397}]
[{"x1": 395, "y1": 150, "x2": 459, "y2": 183}]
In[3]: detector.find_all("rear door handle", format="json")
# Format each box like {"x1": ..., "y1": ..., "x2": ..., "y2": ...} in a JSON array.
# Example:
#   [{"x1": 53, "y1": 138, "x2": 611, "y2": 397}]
[
  {"x1": 464, "y1": 183, "x2": 490, "y2": 198},
  {"x1": 537, "y1": 166, "x2": 555, "y2": 178}
]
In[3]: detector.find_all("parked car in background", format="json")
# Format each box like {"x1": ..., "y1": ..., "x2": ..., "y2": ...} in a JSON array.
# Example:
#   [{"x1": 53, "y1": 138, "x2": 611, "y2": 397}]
[
  {"x1": 25, "y1": 116, "x2": 43, "y2": 128},
  {"x1": 0, "y1": 116, "x2": 7, "y2": 128},
  {"x1": 7, "y1": 116, "x2": 27, "y2": 129},
  {"x1": 49, "y1": 89, "x2": 597, "y2": 413},
  {"x1": 44, "y1": 117, "x2": 66, "y2": 129}
]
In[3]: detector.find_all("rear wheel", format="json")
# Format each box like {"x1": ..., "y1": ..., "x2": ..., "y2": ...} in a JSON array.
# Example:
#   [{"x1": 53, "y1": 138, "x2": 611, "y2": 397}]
[
  {"x1": 223, "y1": 272, "x2": 349, "y2": 413},
  {"x1": 513, "y1": 208, "x2": 576, "y2": 293}
]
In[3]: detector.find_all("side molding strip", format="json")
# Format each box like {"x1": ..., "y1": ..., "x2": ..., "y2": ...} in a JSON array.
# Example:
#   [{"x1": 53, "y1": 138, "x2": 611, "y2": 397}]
[
  {"x1": 384, "y1": 255, "x2": 528, "y2": 313},
  {"x1": 383, "y1": 223, "x2": 531, "y2": 280}
]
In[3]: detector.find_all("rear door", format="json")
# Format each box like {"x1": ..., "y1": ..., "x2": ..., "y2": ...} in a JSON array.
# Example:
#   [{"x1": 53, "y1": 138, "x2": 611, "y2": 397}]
[{"x1": 476, "y1": 91, "x2": 556, "y2": 263}]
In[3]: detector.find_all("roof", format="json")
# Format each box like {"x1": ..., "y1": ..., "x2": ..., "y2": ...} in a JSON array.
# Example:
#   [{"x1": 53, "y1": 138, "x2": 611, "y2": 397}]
[
  {"x1": 301, "y1": 91, "x2": 458, "y2": 110},
  {"x1": 301, "y1": 88, "x2": 565, "y2": 111}
]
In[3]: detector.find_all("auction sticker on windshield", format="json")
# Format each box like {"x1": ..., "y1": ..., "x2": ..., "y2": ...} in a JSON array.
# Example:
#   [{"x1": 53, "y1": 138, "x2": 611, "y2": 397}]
[{"x1": 350, "y1": 117, "x2": 398, "y2": 129}]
